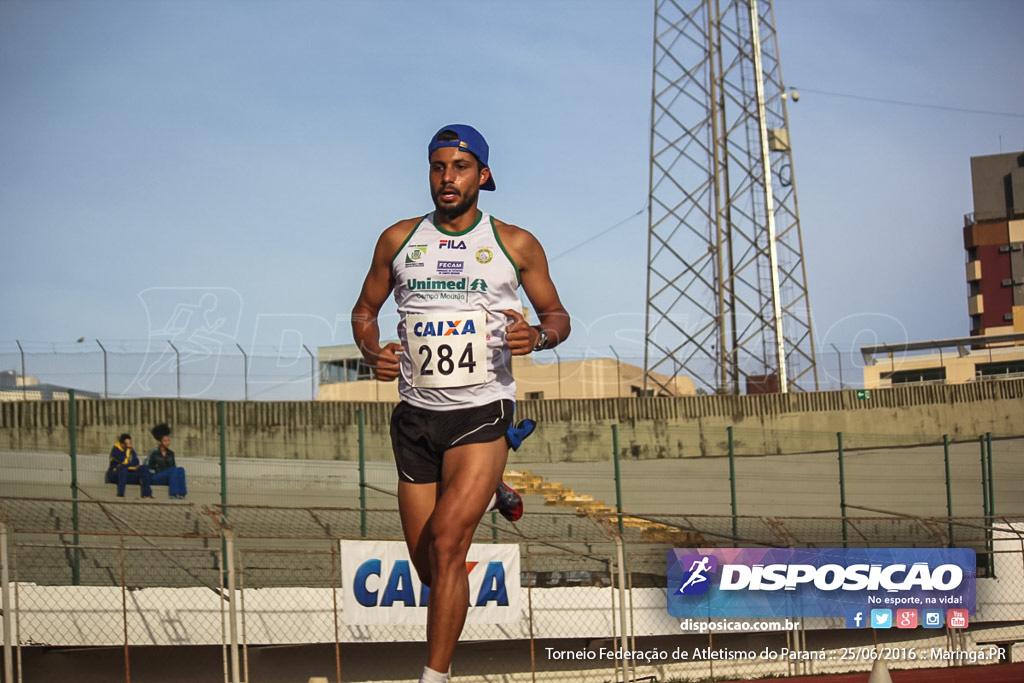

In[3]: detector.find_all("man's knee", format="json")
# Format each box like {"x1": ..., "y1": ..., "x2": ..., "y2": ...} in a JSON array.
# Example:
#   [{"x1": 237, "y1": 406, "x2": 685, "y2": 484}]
[
  {"x1": 412, "y1": 557, "x2": 432, "y2": 587},
  {"x1": 428, "y1": 522, "x2": 474, "y2": 568}
]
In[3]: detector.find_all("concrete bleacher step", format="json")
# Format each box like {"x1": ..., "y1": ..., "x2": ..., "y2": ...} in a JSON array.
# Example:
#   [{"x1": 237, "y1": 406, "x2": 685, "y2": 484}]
[
  {"x1": 503, "y1": 468, "x2": 706, "y2": 544},
  {"x1": 504, "y1": 470, "x2": 542, "y2": 486},
  {"x1": 546, "y1": 497, "x2": 594, "y2": 507},
  {"x1": 641, "y1": 527, "x2": 705, "y2": 545}
]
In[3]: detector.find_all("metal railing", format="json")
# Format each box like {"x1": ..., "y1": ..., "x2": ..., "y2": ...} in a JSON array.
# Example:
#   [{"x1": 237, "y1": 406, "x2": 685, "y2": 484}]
[{"x1": 2, "y1": 496, "x2": 1023, "y2": 683}]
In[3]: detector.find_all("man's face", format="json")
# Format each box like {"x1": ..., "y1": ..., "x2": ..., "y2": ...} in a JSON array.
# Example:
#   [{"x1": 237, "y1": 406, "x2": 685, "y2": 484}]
[
  {"x1": 429, "y1": 147, "x2": 490, "y2": 220},
  {"x1": 123, "y1": 438, "x2": 132, "y2": 449}
]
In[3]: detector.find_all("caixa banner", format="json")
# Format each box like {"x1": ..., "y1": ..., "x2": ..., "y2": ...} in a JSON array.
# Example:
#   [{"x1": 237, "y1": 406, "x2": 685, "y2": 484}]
[
  {"x1": 667, "y1": 548, "x2": 975, "y2": 619},
  {"x1": 341, "y1": 540, "x2": 520, "y2": 625}
]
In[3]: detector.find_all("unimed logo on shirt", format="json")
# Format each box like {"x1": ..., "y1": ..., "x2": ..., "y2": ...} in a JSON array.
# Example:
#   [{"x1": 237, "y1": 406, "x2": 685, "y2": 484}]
[{"x1": 667, "y1": 548, "x2": 976, "y2": 619}]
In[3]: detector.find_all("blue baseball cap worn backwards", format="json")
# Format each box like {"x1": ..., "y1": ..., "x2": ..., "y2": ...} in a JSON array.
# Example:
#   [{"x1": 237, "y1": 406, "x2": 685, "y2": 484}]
[{"x1": 428, "y1": 124, "x2": 496, "y2": 191}]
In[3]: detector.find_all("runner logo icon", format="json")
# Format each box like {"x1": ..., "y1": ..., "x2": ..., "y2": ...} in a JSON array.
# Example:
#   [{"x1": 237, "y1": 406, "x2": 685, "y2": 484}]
[{"x1": 677, "y1": 555, "x2": 718, "y2": 595}]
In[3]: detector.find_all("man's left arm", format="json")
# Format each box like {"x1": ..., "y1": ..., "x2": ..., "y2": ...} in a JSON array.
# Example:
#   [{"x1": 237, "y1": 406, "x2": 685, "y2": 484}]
[{"x1": 502, "y1": 227, "x2": 570, "y2": 355}]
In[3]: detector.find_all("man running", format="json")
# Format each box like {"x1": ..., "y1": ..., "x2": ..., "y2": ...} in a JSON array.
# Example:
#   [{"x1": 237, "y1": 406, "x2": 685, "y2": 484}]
[{"x1": 352, "y1": 124, "x2": 570, "y2": 683}]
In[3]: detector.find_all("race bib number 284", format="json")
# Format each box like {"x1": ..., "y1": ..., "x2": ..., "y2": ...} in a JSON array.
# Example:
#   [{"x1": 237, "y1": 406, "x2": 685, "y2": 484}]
[{"x1": 407, "y1": 311, "x2": 487, "y2": 388}]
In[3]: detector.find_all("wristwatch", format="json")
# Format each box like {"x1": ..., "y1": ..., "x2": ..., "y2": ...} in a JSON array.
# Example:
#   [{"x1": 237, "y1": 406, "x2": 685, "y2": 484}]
[{"x1": 533, "y1": 327, "x2": 549, "y2": 352}]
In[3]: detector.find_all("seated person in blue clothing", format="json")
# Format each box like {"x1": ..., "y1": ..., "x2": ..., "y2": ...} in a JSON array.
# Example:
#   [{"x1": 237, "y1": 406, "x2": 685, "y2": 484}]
[
  {"x1": 146, "y1": 424, "x2": 188, "y2": 499},
  {"x1": 106, "y1": 433, "x2": 154, "y2": 498}
]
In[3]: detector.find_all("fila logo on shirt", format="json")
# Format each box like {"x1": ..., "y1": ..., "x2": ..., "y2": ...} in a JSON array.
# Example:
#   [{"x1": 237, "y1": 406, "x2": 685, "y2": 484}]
[{"x1": 439, "y1": 239, "x2": 467, "y2": 250}]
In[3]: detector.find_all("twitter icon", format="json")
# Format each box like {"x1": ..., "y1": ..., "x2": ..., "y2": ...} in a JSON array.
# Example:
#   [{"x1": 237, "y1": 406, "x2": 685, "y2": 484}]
[{"x1": 871, "y1": 609, "x2": 893, "y2": 629}]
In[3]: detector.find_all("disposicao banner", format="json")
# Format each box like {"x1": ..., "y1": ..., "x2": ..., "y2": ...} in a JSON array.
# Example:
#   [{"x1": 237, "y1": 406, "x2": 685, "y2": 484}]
[{"x1": 667, "y1": 547, "x2": 976, "y2": 621}]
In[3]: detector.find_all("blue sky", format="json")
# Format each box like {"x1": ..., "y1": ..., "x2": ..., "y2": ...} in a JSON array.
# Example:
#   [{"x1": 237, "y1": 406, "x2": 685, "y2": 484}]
[{"x1": 2, "y1": 0, "x2": 1023, "y2": 396}]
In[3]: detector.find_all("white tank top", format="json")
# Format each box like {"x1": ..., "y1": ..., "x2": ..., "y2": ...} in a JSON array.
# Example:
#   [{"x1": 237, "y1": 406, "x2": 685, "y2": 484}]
[{"x1": 391, "y1": 211, "x2": 521, "y2": 410}]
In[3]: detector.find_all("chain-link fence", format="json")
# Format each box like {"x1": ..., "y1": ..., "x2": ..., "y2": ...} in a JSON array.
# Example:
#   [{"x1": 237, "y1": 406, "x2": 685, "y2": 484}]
[
  {"x1": 2, "y1": 340, "x2": 323, "y2": 402},
  {"x1": 3, "y1": 393, "x2": 1020, "y2": 519},
  {"x1": 2, "y1": 391, "x2": 1023, "y2": 681},
  {"x1": 1, "y1": 338, "x2": 873, "y2": 403},
  {"x1": 2, "y1": 496, "x2": 1023, "y2": 683}
]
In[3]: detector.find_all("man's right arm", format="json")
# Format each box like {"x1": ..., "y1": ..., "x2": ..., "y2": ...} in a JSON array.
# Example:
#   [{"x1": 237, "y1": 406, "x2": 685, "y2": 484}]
[{"x1": 351, "y1": 222, "x2": 412, "y2": 381}]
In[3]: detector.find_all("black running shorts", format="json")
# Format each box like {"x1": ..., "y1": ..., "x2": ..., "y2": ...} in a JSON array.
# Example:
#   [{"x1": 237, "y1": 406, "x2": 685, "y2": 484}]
[{"x1": 390, "y1": 399, "x2": 514, "y2": 484}]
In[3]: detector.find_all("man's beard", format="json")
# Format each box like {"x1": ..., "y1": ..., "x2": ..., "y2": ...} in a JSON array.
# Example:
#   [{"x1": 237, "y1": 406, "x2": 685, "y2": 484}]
[{"x1": 432, "y1": 186, "x2": 478, "y2": 221}]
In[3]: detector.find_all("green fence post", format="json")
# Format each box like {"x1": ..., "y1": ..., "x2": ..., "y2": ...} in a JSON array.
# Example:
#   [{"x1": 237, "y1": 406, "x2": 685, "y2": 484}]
[
  {"x1": 217, "y1": 401, "x2": 232, "y2": 604},
  {"x1": 219, "y1": 401, "x2": 227, "y2": 507},
  {"x1": 612, "y1": 424, "x2": 623, "y2": 534},
  {"x1": 359, "y1": 409, "x2": 366, "y2": 538},
  {"x1": 728, "y1": 426, "x2": 737, "y2": 547},
  {"x1": 986, "y1": 432, "x2": 995, "y2": 578},
  {"x1": 979, "y1": 435, "x2": 989, "y2": 522},
  {"x1": 943, "y1": 435, "x2": 954, "y2": 548},
  {"x1": 69, "y1": 390, "x2": 80, "y2": 586},
  {"x1": 979, "y1": 434, "x2": 990, "y2": 576},
  {"x1": 986, "y1": 433, "x2": 994, "y2": 518},
  {"x1": 837, "y1": 432, "x2": 847, "y2": 548}
]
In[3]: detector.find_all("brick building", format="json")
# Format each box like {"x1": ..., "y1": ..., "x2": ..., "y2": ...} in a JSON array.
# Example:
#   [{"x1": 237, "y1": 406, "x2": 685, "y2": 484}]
[{"x1": 964, "y1": 151, "x2": 1024, "y2": 336}]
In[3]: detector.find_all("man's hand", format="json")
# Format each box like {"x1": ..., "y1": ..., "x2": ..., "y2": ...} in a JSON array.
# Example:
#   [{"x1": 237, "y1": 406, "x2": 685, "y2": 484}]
[
  {"x1": 502, "y1": 309, "x2": 536, "y2": 356},
  {"x1": 372, "y1": 342, "x2": 404, "y2": 381}
]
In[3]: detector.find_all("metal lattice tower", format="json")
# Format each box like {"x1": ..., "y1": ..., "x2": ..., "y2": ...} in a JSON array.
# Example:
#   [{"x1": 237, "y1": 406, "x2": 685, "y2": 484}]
[{"x1": 644, "y1": 0, "x2": 818, "y2": 394}]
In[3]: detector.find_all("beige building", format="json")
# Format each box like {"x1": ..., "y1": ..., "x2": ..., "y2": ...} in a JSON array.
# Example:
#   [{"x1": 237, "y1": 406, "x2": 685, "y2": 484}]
[
  {"x1": 316, "y1": 345, "x2": 695, "y2": 401},
  {"x1": 861, "y1": 152, "x2": 1024, "y2": 390},
  {"x1": 0, "y1": 370, "x2": 100, "y2": 401},
  {"x1": 861, "y1": 333, "x2": 1024, "y2": 389}
]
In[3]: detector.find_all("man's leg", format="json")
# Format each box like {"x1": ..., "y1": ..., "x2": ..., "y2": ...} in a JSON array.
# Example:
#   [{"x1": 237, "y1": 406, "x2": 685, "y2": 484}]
[
  {"x1": 116, "y1": 466, "x2": 128, "y2": 497},
  {"x1": 424, "y1": 436, "x2": 508, "y2": 674},
  {"x1": 125, "y1": 468, "x2": 153, "y2": 498},
  {"x1": 172, "y1": 467, "x2": 187, "y2": 498},
  {"x1": 151, "y1": 470, "x2": 180, "y2": 497},
  {"x1": 484, "y1": 418, "x2": 535, "y2": 521},
  {"x1": 138, "y1": 466, "x2": 153, "y2": 498},
  {"x1": 397, "y1": 481, "x2": 447, "y2": 683},
  {"x1": 397, "y1": 480, "x2": 440, "y2": 585}
]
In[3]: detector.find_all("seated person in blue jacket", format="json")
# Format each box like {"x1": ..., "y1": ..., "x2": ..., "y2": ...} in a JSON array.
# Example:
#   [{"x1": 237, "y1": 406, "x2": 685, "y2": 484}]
[
  {"x1": 146, "y1": 423, "x2": 188, "y2": 499},
  {"x1": 106, "y1": 433, "x2": 154, "y2": 498}
]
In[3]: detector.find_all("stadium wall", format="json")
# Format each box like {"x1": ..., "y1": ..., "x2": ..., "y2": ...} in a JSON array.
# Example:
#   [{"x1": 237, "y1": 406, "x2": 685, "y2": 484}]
[{"x1": 1, "y1": 379, "x2": 1022, "y2": 460}]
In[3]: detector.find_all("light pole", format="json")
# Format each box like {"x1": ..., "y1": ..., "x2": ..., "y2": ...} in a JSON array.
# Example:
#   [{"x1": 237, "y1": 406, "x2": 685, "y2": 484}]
[
  {"x1": 609, "y1": 345, "x2": 622, "y2": 398},
  {"x1": 236, "y1": 344, "x2": 248, "y2": 401},
  {"x1": 96, "y1": 340, "x2": 108, "y2": 398},
  {"x1": 303, "y1": 344, "x2": 315, "y2": 400},
  {"x1": 15, "y1": 340, "x2": 26, "y2": 401},
  {"x1": 552, "y1": 348, "x2": 562, "y2": 400},
  {"x1": 168, "y1": 341, "x2": 181, "y2": 398},
  {"x1": 831, "y1": 343, "x2": 844, "y2": 390}
]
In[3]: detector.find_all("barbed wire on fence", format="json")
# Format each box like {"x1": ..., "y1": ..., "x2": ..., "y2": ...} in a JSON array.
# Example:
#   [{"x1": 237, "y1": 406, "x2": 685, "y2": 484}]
[{"x1": 2, "y1": 337, "x2": 876, "y2": 402}]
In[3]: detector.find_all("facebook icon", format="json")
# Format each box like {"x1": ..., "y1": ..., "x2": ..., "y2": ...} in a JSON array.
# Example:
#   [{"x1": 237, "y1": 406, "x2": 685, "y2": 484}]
[{"x1": 845, "y1": 609, "x2": 867, "y2": 628}]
